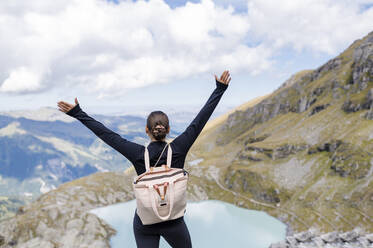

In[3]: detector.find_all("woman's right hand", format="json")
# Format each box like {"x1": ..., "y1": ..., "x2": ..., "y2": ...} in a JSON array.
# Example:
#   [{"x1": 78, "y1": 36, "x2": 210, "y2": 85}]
[
  {"x1": 57, "y1": 97, "x2": 79, "y2": 113},
  {"x1": 215, "y1": 70, "x2": 231, "y2": 85}
]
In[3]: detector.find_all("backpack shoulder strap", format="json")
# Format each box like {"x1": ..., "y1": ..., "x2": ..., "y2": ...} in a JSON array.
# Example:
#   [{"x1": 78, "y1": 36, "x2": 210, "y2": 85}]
[
  {"x1": 166, "y1": 142, "x2": 172, "y2": 168},
  {"x1": 144, "y1": 143, "x2": 150, "y2": 172},
  {"x1": 144, "y1": 141, "x2": 172, "y2": 172}
]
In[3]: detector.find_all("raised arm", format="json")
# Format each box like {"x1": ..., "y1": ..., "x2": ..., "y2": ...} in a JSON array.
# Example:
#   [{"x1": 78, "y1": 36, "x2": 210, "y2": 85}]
[
  {"x1": 172, "y1": 70, "x2": 231, "y2": 154},
  {"x1": 57, "y1": 98, "x2": 143, "y2": 164}
]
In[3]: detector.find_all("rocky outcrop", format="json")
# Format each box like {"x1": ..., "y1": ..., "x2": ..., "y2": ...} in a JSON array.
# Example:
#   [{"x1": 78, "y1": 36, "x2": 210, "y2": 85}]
[
  {"x1": 307, "y1": 139, "x2": 343, "y2": 154},
  {"x1": 342, "y1": 88, "x2": 373, "y2": 115},
  {"x1": 351, "y1": 32, "x2": 373, "y2": 92},
  {"x1": 272, "y1": 144, "x2": 309, "y2": 159},
  {"x1": 310, "y1": 58, "x2": 343, "y2": 82},
  {"x1": 237, "y1": 139, "x2": 372, "y2": 180},
  {"x1": 361, "y1": 88, "x2": 373, "y2": 109},
  {"x1": 242, "y1": 133, "x2": 270, "y2": 145},
  {"x1": 0, "y1": 166, "x2": 212, "y2": 247},
  {"x1": 308, "y1": 140, "x2": 372, "y2": 179},
  {"x1": 0, "y1": 196, "x2": 30, "y2": 221},
  {"x1": 309, "y1": 103, "x2": 330, "y2": 116},
  {"x1": 224, "y1": 169, "x2": 283, "y2": 204},
  {"x1": 237, "y1": 143, "x2": 309, "y2": 162},
  {"x1": 217, "y1": 32, "x2": 372, "y2": 146},
  {"x1": 269, "y1": 228, "x2": 373, "y2": 248},
  {"x1": 0, "y1": 171, "x2": 136, "y2": 248},
  {"x1": 341, "y1": 32, "x2": 373, "y2": 118}
]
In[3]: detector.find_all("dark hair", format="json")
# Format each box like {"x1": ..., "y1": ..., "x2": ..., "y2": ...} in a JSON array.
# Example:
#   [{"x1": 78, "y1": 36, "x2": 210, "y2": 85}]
[{"x1": 146, "y1": 111, "x2": 169, "y2": 141}]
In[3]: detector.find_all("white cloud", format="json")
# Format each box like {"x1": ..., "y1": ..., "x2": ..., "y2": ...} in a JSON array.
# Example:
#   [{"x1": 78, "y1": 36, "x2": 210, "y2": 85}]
[
  {"x1": 0, "y1": 0, "x2": 262, "y2": 97},
  {"x1": 0, "y1": 0, "x2": 372, "y2": 97},
  {"x1": 246, "y1": 0, "x2": 373, "y2": 54},
  {"x1": 0, "y1": 67, "x2": 44, "y2": 93}
]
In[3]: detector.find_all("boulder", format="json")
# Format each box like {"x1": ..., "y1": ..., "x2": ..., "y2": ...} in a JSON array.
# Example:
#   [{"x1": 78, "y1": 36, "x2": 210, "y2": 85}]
[
  {"x1": 269, "y1": 241, "x2": 288, "y2": 248},
  {"x1": 320, "y1": 231, "x2": 339, "y2": 243},
  {"x1": 294, "y1": 230, "x2": 316, "y2": 242}
]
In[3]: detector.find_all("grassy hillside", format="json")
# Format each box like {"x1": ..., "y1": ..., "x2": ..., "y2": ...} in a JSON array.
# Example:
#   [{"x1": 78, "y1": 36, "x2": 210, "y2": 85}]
[{"x1": 186, "y1": 31, "x2": 373, "y2": 233}]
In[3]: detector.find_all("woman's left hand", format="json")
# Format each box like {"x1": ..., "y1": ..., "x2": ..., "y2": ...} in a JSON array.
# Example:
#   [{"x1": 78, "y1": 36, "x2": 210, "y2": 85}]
[{"x1": 57, "y1": 97, "x2": 79, "y2": 113}]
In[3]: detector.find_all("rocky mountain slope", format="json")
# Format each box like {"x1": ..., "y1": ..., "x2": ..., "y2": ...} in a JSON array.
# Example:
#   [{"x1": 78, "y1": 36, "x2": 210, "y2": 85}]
[
  {"x1": 269, "y1": 228, "x2": 373, "y2": 248},
  {"x1": 0, "y1": 161, "x2": 209, "y2": 247},
  {"x1": 187, "y1": 31, "x2": 373, "y2": 233},
  {"x1": 0, "y1": 170, "x2": 134, "y2": 247}
]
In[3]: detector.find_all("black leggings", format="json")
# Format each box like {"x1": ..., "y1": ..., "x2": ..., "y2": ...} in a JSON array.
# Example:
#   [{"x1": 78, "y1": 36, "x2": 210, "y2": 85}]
[{"x1": 133, "y1": 211, "x2": 192, "y2": 248}]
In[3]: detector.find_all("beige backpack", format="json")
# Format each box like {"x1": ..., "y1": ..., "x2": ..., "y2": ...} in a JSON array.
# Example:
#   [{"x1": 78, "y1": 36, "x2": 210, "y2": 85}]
[{"x1": 132, "y1": 141, "x2": 189, "y2": 225}]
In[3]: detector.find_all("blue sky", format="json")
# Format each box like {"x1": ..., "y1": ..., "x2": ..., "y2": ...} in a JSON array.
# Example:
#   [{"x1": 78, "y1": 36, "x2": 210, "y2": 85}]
[{"x1": 0, "y1": 0, "x2": 372, "y2": 115}]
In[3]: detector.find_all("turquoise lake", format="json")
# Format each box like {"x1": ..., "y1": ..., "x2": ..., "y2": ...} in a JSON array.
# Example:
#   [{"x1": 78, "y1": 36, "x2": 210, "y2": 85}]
[{"x1": 89, "y1": 200, "x2": 286, "y2": 248}]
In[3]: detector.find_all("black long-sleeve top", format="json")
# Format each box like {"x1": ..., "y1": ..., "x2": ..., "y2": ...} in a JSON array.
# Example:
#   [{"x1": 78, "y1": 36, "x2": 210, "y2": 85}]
[{"x1": 66, "y1": 79, "x2": 228, "y2": 175}]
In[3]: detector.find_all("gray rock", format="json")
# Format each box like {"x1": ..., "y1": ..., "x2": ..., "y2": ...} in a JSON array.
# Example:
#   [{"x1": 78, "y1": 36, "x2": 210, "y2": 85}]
[
  {"x1": 362, "y1": 88, "x2": 373, "y2": 109},
  {"x1": 286, "y1": 236, "x2": 298, "y2": 246},
  {"x1": 48, "y1": 208, "x2": 59, "y2": 221},
  {"x1": 321, "y1": 231, "x2": 340, "y2": 243},
  {"x1": 294, "y1": 230, "x2": 316, "y2": 242},
  {"x1": 0, "y1": 235, "x2": 4, "y2": 246},
  {"x1": 297, "y1": 243, "x2": 317, "y2": 248},
  {"x1": 339, "y1": 230, "x2": 359, "y2": 242},
  {"x1": 60, "y1": 228, "x2": 81, "y2": 247},
  {"x1": 357, "y1": 236, "x2": 370, "y2": 247},
  {"x1": 87, "y1": 239, "x2": 109, "y2": 248},
  {"x1": 309, "y1": 104, "x2": 330, "y2": 116},
  {"x1": 85, "y1": 191, "x2": 98, "y2": 203},
  {"x1": 351, "y1": 34, "x2": 373, "y2": 92},
  {"x1": 17, "y1": 237, "x2": 55, "y2": 248},
  {"x1": 311, "y1": 58, "x2": 342, "y2": 82},
  {"x1": 365, "y1": 233, "x2": 373, "y2": 243},
  {"x1": 365, "y1": 109, "x2": 373, "y2": 120},
  {"x1": 66, "y1": 218, "x2": 84, "y2": 230},
  {"x1": 312, "y1": 236, "x2": 325, "y2": 247},
  {"x1": 299, "y1": 97, "x2": 308, "y2": 112},
  {"x1": 270, "y1": 229, "x2": 373, "y2": 248},
  {"x1": 342, "y1": 100, "x2": 362, "y2": 113},
  {"x1": 36, "y1": 224, "x2": 59, "y2": 243},
  {"x1": 269, "y1": 241, "x2": 288, "y2": 248}
]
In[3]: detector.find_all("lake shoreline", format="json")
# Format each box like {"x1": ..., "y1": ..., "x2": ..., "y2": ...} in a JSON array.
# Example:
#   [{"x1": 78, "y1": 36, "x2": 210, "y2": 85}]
[{"x1": 90, "y1": 199, "x2": 288, "y2": 248}]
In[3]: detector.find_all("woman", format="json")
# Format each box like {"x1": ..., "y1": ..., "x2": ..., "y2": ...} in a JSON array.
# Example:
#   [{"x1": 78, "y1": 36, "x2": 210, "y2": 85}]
[{"x1": 57, "y1": 70, "x2": 231, "y2": 248}]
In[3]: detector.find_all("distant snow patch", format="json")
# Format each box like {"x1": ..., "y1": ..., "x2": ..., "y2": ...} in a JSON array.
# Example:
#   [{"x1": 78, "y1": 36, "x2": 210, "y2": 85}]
[
  {"x1": 0, "y1": 107, "x2": 75, "y2": 123},
  {"x1": 35, "y1": 135, "x2": 97, "y2": 164},
  {"x1": 0, "y1": 122, "x2": 26, "y2": 136},
  {"x1": 48, "y1": 173, "x2": 58, "y2": 181},
  {"x1": 94, "y1": 163, "x2": 109, "y2": 172},
  {"x1": 33, "y1": 178, "x2": 56, "y2": 194}
]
